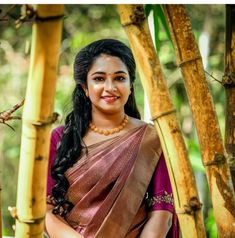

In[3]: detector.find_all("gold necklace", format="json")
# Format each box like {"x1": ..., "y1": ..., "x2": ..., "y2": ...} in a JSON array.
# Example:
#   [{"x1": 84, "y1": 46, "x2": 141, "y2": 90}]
[{"x1": 89, "y1": 115, "x2": 129, "y2": 136}]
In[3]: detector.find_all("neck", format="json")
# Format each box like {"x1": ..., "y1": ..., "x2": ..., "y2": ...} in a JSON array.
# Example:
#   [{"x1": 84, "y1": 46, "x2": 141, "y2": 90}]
[{"x1": 91, "y1": 110, "x2": 125, "y2": 129}]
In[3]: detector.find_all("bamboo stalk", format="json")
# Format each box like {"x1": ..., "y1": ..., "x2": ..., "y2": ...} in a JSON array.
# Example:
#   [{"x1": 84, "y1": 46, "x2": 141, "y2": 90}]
[
  {"x1": 15, "y1": 5, "x2": 64, "y2": 238},
  {"x1": 223, "y1": 4, "x2": 235, "y2": 190},
  {"x1": 117, "y1": 5, "x2": 206, "y2": 237},
  {"x1": 163, "y1": 5, "x2": 235, "y2": 236}
]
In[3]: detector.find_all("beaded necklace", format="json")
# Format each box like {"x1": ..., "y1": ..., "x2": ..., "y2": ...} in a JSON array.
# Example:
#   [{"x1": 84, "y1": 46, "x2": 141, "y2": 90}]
[{"x1": 89, "y1": 115, "x2": 129, "y2": 136}]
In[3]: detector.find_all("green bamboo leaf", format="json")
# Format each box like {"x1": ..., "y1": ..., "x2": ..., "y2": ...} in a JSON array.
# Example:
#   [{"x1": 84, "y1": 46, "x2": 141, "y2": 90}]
[
  {"x1": 150, "y1": 4, "x2": 173, "y2": 53},
  {"x1": 144, "y1": 4, "x2": 153, "y2": 17},
  {"x1": 153, "y1": 5, "x2": 160, "y2": 53},
  {"x1": 155, "y1": 5, "x2": 172, "y2": 42}
]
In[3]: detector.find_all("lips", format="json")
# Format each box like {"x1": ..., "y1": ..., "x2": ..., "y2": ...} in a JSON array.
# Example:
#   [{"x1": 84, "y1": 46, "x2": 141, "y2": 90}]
[{"x1": 101, "y1": 95, "x2": 120, "y2": 103}]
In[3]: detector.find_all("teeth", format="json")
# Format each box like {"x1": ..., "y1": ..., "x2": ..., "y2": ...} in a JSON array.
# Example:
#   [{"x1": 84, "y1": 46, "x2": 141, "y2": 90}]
[{"x1": 103, "y1": 96, "x2": 118, "y2": 99}]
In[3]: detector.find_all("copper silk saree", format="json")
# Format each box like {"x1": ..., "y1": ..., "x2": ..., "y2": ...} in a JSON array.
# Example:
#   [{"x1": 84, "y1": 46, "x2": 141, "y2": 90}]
[{"x1": 47, "y1": 124, "x2": 178, "y2": 238}]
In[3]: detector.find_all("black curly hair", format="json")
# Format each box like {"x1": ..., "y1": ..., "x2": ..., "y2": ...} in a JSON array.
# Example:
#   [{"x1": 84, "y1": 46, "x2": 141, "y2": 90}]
[{"x1": 51, "y1": 39, "x2": 141, "y2": 216}]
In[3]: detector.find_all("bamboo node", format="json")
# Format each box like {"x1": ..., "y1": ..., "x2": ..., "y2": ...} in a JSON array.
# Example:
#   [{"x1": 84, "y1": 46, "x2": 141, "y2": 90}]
[
  {"x1": 151, "y1": 109, "x2": 177, "y2": 121},
  {"x1": 130, "y1": 5, "x2": 145, "y2": 25},
  {"x1": 177, "y1": 56, "x2": 201, "y2": 67},
  {"x1": 35, "y1": 14, "x2": 65, "y2": 23},
  {"x1": 182, "y1": 197, "x2": 203, "y2": 215},
  {"x1": 228, "y1": 155, "x2": 235, "y2": 171},
  {"x1": 24, "y1": 112, "x2": 60, "y2": 127},
  {"x1": 203, "y1": 154, "x2": 226, "y2": 167},
  {"x1": 122, "y1": 5, "x2": 146, "y2": 27},
  {"x1": 176, "y1": 197, "x2": 202, "y2": 215},
  {"x1": 222, "y1": 73, "x2": 235, "y2": 87},
  {"x1": 15, "y1": 216, "x2": 45, "y2": 224},
  {"x1": 13, "y1": 5, "x2": 64, "y2": 28}
]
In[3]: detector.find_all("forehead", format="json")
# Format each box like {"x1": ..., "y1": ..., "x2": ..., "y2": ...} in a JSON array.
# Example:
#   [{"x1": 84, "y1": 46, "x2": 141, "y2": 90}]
[{"x1": 88, "y1": 54, "x2": 128, "y2": 73}]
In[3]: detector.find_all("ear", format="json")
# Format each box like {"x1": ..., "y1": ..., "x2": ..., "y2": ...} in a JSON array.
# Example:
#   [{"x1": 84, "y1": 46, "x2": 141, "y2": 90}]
[
  {"x1": 81, "y1": 84, "x2": 87, "y2": 90},
  {"x1": 81, "y1": 84, "x2": 89, "y2": 97},
  {"x1": 130, "y1": 84, "x2": 133, "y2": 95}
]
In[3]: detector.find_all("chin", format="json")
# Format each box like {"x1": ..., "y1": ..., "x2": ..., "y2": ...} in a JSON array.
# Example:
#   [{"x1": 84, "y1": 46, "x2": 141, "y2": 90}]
[
  {"x1": 100, "y1": 107, "x2": 124, "y2": 115},
  {"x1": 103, "y1": 110, "x2": 122, "y2": 115},
  {"x1": 92, "y1": 103, "x2": 125, "y2": 115}
]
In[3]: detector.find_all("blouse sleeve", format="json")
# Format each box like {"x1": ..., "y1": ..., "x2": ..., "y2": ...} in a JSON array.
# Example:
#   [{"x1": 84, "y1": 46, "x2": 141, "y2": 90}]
[
  {"x1": 147, "y1": 153, "x2": 174, "y2": 213},
  {"x1": 47, "y1": 126, "x2": 64, "y2": 196}
]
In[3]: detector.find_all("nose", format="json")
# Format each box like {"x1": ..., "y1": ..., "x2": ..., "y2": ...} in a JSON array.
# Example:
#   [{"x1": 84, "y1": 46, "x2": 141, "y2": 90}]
[{"x1": 104, "y1": 78, "x2": 116, "y2": 92}]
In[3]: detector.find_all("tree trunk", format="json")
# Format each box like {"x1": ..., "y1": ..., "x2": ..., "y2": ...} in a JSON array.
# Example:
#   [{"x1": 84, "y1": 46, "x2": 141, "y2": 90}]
[
  {"x1": 117, "y1": 5, "x2": 206, "y2": 237},
  {"x1": 163, "y1": 5, "x2": 235, "y2": 237},
  {"x1": 223, "y1": 4, "x2": 235, "y2": 190},
  {"x1": 15, "y1": 5, "x2": 64, "y2": 238}
]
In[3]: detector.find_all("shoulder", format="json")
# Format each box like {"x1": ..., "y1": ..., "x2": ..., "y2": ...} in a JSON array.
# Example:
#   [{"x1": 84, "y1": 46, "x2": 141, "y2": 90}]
[
  {"x1": 146, "y1": 123, "x2": 159, "y2": 136},
  {"x1": 51, "y1": 125, "x2": 64, "y2": 144},
  {"x1": 136, "y1": 121, "x2": 162, "y2": 155},
  {"x1": 128, "y1": 118, "x2": 162, "y2": 160},
  {"x1": 128, "y1": 117, "x2": 159, "y2": 142},
  {"x1": 145, "y1": 123, "x2": 160, "y2": 142},
  {"x1": 52, "y1": 125, "x2": 64, "y2": 134},
  {"x1": 128, "y1": 117, "x2": 148, "y2": 128},
  {"x1": 128, "y1": 117, "x2": 157, "y2": 135}
]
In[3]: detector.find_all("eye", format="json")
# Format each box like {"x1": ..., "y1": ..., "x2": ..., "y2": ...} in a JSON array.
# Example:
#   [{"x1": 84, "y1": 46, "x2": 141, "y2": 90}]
[
  {"x1": 93, "y1": 76, "x2": 104, "y2": 81},
  {"x1": 115, "y1": 76, "x2": 126, "y2": 81}
]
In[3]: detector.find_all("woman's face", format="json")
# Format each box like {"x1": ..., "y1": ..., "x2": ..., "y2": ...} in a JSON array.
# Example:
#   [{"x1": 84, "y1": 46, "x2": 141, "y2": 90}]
[{"x1": 85, "y1": 54, "x2": 131, "y2": 115}]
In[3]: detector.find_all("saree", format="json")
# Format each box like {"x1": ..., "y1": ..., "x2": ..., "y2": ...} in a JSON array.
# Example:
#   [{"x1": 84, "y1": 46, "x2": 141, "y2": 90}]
[{"x1": 47, "y1": 124, "x2": 178, "y2": 238}]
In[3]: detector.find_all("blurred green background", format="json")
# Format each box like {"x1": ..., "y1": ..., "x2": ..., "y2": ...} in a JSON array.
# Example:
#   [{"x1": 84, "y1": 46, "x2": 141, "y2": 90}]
[{"x1": 0, "y1": 4, "x2": 226, "y2": 237}]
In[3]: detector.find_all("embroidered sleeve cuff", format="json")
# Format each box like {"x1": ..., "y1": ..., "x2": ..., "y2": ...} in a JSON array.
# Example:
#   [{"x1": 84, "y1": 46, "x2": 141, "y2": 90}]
[{"x1": 147, "y1": 191, "x2": 174, "y2": 213}]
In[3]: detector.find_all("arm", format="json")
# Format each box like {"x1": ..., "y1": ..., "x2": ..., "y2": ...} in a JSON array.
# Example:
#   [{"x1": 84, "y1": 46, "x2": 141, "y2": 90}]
[
  {"x1": 140, "y1": 210, "x2": 172, "y2": 238},
  {"x1": 141, "y1": 153, "x2": 175, "y2": 238},
  {"x1": 45, "y1": 205, "x2": 84, "y2": 238}
]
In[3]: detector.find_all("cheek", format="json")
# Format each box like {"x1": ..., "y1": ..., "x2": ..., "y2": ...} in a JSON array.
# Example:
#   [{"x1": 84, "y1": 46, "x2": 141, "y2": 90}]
[
  {"x1": 88, "y1": 84, "x2": 102, "y2": 99},
  {"x1": 119, "y1": 83, "x2": 131, "y2": 95},
  {"x1": 89, "y1": 84, "x2": 100, "y2": 91}
]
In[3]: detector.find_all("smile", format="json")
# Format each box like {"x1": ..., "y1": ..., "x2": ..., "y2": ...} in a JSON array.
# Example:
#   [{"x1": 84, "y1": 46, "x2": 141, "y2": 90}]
[{"x1": 101, "y1": 96, "x2": 120, "y2": 103}]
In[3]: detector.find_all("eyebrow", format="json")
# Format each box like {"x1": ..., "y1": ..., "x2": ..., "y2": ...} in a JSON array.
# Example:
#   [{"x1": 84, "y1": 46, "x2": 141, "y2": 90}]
[{"x1": 91, "y1": 71, "x2": 128, "y2": 76}]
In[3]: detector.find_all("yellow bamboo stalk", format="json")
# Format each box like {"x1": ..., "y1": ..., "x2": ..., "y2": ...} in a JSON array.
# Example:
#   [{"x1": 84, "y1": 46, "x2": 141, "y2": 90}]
[
  {"x1": 15, "y1": 5, "x2": 64, "y2": 238},
  {"x1": 117, "y1": 4, "x2": 206, "y2": 237},
  {"x1": 163, "y1": 5, "x2": 235, "y2": 236},
  {"x1": 223, "y1": 5, "x2": 235, "y2": 189}
]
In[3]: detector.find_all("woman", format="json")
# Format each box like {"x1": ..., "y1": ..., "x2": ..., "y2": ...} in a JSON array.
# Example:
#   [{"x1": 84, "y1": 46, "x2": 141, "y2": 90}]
[{"x1": 46, "y1": 39, "x2": 179, "y2": 238}]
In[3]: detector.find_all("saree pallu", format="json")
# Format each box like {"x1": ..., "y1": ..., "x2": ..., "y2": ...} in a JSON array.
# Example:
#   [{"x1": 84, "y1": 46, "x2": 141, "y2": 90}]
[{"x1": 62, "y1": 124, "x2": 162, "y2": 238}]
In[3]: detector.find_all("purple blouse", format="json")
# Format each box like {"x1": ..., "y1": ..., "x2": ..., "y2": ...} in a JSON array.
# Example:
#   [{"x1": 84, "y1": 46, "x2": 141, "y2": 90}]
[{"x1": 147, "y1": 153, "x2": 174, "y2": 213}]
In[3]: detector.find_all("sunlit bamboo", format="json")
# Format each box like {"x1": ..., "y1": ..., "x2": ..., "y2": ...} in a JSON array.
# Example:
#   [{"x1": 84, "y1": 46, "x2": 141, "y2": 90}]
[
  {"x1": 15, "y1": 5, "x2": 64, "y2": 238},
  {"x1": 163, "y1": 4, "x2": 235, "y2": 236},
  {"x1": 117, "y1": 4, "x2": 206, "y2": 237},
  {"x1": 223, "y1": 5, "x2": 235, "y2": 190}
]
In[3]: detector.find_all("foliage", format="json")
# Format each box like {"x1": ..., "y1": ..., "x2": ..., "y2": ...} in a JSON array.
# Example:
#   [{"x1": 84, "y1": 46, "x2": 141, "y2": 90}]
[
  {"x1": 144, "y1": 4, "x2": 172, "y2": 53},
  {"x1": 0, "y1": 4, "x2": 226, "y2": 236},
  {"x1": 205, "y1": 208, "x2": 218, "y2": 238}
]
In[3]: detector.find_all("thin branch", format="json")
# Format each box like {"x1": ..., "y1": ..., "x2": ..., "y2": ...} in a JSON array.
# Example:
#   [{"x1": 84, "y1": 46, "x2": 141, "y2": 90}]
[
  {"x1": 0, "y1": 100, "x2": 24, "y2": 130},
  {"x1": 0, "y1": 4, "x2": 17, "y2": 21},
  {"x1": 204, "y1": 70, "x2": 222, "y2": 84},
  {"x1": 1, "y1": 122, "x2": 15, "y2": 131}
]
